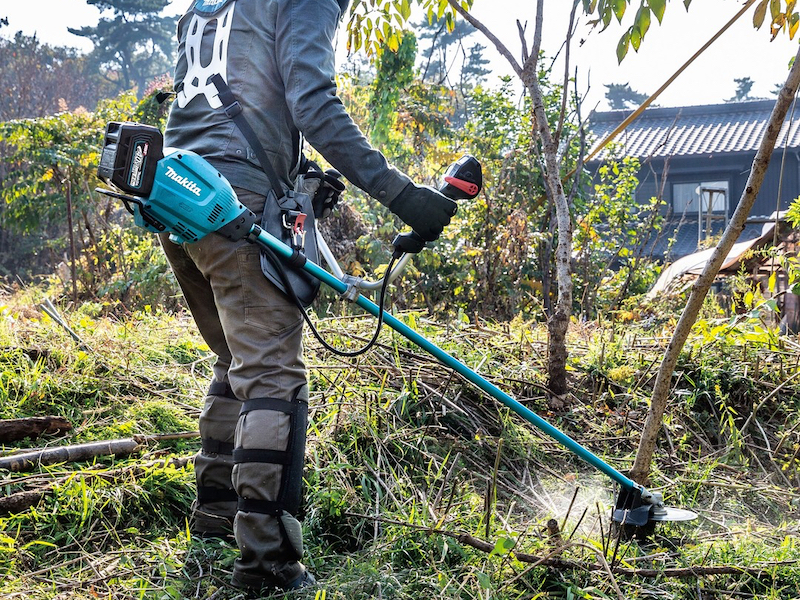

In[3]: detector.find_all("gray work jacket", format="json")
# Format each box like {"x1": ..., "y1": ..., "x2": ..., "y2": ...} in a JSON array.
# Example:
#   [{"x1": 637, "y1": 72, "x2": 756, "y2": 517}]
[{"x1": 164, "y1": 0, "x2": 411, "y2": 206}]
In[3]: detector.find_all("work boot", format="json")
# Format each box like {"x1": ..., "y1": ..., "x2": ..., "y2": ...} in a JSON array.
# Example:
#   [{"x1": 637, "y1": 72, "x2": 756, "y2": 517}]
[
  {"x1": 284, "y1": 569, "x2": 316, "y2": 590},
  {"x1": 231, "y1": 564, "x2": 316, "y2": 595}
]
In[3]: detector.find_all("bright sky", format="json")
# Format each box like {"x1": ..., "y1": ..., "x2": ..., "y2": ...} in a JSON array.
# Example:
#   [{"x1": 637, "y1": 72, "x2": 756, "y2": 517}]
[{"x1": 2, "y1": 0, "x2": 798, "y2": 110}]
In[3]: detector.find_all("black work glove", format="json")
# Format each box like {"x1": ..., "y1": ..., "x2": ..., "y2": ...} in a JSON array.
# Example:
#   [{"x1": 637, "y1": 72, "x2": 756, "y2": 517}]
[
  {"x1": 309, "y1": 168, "x2": 346, "y2": 219},
  {"x1": 389, "y1": 182, "x2": 458, "y2": 242}
]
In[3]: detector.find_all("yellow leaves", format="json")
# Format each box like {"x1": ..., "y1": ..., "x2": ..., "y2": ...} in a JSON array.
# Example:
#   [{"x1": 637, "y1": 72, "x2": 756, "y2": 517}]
[
  {"x1": 753, "y1": 0, "x2": 800, "y2": 40},
  {"x1": 348, "y1": 0, "x2": 468, "y2": 56}
]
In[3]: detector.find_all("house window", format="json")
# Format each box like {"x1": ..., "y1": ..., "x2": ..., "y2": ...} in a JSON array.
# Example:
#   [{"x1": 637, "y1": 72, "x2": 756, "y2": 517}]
[{"x1": 673, "y1": 181, "x2": 729, "y2": 215}]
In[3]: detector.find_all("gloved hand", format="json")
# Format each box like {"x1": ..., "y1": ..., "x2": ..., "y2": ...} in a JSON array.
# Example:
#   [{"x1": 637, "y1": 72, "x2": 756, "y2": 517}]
[
  {"x1": 301, "y1": 161, "x2": 346, "y2": 220},
  {"x1": 389, "y1": 182, "x2": 458, "y2": 242}
]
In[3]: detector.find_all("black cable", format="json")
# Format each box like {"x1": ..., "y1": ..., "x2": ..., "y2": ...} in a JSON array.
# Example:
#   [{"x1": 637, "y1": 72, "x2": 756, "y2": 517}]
[{"x1": 260, "y1": 245, "x2": 397, "y2": 357}]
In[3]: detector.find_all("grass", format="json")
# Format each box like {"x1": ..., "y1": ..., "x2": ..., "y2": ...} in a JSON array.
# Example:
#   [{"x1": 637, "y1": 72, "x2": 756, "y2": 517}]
[{"x1": 1, "y1": 287, "x2": 800, "y2": 599}]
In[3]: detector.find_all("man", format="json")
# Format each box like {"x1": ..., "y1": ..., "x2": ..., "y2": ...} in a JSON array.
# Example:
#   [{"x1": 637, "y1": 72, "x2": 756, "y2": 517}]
[{"x1": 160, "y1": 0, "x2": 457, "y2": 592}]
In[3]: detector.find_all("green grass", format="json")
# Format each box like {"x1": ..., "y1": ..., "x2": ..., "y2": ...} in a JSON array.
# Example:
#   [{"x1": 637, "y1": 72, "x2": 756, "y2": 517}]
[{"x1": 1, "y1": 289, "x2": 800, "y2": 599}]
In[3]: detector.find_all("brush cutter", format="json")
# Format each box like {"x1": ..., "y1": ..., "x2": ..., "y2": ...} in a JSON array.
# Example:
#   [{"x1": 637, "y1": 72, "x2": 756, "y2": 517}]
[{"x1": 95, "y1": 121, "x2": 697, "y2": 535}]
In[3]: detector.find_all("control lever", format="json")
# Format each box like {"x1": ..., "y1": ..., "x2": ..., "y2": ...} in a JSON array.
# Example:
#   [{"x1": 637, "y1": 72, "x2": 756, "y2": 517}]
[{"x1": 392, "y1": 155, "x2": 483, "y2": 256}]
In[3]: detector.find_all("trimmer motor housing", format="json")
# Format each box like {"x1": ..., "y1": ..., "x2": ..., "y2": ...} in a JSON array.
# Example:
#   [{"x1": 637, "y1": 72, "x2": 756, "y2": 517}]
[{"x1": 96, "y1": 121, "x2": 256, "y2": 245}]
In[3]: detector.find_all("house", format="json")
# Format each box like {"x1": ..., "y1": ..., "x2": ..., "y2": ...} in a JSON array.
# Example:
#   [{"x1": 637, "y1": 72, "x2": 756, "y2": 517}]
[{"x1": 588, "y1": 99, "x2": 800, "y2": 260}]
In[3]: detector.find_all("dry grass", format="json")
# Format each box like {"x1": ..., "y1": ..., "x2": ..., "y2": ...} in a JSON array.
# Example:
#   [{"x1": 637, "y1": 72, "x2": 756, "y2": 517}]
[{"x1": 0, "y1": 289, "x2": 799, "y2": 598}]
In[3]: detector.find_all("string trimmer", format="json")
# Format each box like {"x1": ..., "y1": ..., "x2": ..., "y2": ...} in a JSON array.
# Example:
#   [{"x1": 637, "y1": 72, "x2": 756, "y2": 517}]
[{"x1": 95, "y1": 121, "x2": 697, "y2": 535}]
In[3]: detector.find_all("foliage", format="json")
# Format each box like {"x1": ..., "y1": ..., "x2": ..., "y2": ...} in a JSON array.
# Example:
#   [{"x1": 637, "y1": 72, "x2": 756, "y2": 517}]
[
  {"x1": 2, "y1": 288, "x2": 800, "y2": 598},
  {"x1": 68, "y1": 0, "x2": 178, "y2": 96},
  {"x1": 345, "y1": 0, "x2": 474, "y2": 56},
  {"x1": 369, "y1": 32, "x2": 420, "y2": 150},
  {"x1": 574, "y1": 152, "x2": 664, "y2": 317},
  {"x1": 0, "y1": 90, "x2": 175, "y2": 306},
  {"x1": 417, "y1": 15, "x2": 490, "y2": 89},
  {"x1": 604, "y1": 82, "x2": 649, "y2": 110},
  {"x1": 584, "y1": 0, "x2": 800, "y2": 64},
  {"x1": 728, "y1": 76, "x2": 758, "y2": 102},
  {"x1": 0, "y1": 32, "x2": 115, "y2": 121}
]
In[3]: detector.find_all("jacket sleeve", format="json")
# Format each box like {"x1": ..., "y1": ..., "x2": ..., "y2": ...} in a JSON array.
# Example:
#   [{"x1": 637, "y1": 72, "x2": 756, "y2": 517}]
[{"x1": 275, "y1": 0, "x2": 411, "y2": 207}]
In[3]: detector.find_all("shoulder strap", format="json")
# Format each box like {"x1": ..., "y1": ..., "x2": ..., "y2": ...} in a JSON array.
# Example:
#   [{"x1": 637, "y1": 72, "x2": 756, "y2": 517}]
[{"x1": 210, "y1": 73, "x2": 285, "y2": 200}]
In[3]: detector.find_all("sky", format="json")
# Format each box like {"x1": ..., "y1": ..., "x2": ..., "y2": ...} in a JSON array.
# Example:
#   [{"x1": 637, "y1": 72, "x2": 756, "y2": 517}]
[{"x1": 1, "y1": 0, "x2": 798, "y2": 110}]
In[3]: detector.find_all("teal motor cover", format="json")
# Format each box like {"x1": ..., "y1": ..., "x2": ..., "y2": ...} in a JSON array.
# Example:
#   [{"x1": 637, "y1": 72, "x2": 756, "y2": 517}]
[{"x1": 137, "y1": 148, "x2": 248, "y2": 244}]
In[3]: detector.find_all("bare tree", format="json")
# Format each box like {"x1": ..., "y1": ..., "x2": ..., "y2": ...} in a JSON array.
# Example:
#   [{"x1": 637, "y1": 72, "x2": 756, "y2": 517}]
[
  {"x1": 630, "y1": 45, "x2": 800, "y2": 484},
  {"x1": 446, "y1": 0, "x2": 581, "y2": 396}
]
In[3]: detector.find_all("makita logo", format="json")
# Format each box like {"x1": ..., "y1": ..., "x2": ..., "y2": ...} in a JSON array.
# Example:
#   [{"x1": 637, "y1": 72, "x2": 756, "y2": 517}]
[{"x1": 165, "y1": 166, "x2": 202, "y2": 196}]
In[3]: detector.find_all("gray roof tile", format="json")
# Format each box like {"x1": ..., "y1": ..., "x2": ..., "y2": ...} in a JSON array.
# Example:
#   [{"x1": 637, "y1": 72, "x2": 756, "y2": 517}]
[{"x1": 590, "y1": 100, "x2": 800, "y2": 158}]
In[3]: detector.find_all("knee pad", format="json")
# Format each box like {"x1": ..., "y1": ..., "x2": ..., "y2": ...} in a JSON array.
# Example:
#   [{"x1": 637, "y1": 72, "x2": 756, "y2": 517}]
[
  {"x1": 232, "y1": 385, "x2": 308, "y2": 559},
  {"x1": 196, "y1": 381, "x2": 240, "y2": 508},
  {"x1": 233, "y1": 385, "x2": 308, "y2": 515}
]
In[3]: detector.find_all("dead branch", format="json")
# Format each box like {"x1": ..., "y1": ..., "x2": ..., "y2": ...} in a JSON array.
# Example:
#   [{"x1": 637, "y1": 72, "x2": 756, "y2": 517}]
[
  {"x1": 0, "y1": 432, "x2": 198, "y2": 472},
  {"x1": 0, "y1": 455, "x2": 192, "y2": 515},
  {"x1": 0, "y1": 416, "x2": 72, "y2": 442},
  {"x1": 344, "y1": 512, "x2": 799, "y2": 579},
  {"x1": 0, "y1": 490, "x2": 47, "y2": 514}
]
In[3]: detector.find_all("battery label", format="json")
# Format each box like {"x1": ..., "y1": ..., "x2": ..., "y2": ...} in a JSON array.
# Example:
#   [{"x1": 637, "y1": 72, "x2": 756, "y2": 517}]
[{"x1": 128, "y1": 140, "x2": 149, "y2": 189}]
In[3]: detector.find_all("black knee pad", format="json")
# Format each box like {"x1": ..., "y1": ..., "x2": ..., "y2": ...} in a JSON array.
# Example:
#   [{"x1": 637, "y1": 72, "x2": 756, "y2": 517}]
[{"x1": 233, "y1": 385, "x2": 309, "y2": 516}]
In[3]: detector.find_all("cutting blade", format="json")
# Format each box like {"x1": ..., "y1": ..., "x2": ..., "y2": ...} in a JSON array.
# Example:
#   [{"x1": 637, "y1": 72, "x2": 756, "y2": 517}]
[{"x1": 650, "y1": 506, "x2": 698, "y2": 522}]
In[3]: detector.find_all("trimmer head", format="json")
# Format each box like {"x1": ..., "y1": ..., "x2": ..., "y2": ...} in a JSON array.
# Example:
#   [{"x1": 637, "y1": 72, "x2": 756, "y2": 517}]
[{"x1": 613, "y1": 485, "x2": 697, "y2": 537}]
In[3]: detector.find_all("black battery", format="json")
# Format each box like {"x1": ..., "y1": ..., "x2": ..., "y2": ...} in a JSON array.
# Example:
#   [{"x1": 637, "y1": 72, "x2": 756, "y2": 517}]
[{"x1": 97, "y1": 122, "x2": 164, "y2": 197}]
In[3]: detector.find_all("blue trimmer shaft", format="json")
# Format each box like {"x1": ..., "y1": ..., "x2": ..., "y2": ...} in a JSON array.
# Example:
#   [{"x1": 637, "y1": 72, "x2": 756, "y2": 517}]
[{"x1": 251, "y1": 227, "x2": 642, "y2": 495}]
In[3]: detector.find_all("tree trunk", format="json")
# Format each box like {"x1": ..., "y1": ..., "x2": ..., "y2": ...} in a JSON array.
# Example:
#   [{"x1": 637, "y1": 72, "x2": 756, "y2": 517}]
[
  {"x1": 445, "y1": 0, "x2": 575, "y2": 396},
  {"x1": 66, "y1": 179, "x2": 78, "y2": 304},
  {"x1": 629, "y1": 45, "x2": 800, "y2": 484},
  {"x1": 524, "y1": 69, "x2": 573, "y2": 396}
]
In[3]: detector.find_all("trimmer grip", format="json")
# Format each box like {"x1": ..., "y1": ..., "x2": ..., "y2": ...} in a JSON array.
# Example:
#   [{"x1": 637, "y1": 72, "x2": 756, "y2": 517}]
[
  {"x1": 439, "y1": 155, "x2": 482, "y2": 200},
  {"x1": 391, "y1": 231, "x2": 426, "y2": 257}
]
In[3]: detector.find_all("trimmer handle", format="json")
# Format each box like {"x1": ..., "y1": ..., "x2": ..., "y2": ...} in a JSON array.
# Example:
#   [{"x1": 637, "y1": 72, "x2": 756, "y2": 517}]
[
  {"x1": 438, "y1": 154, "x2": 482, "y2": 201},
  {"x1": 393, "y1": 155, "x2": 483, "y2": 256}
]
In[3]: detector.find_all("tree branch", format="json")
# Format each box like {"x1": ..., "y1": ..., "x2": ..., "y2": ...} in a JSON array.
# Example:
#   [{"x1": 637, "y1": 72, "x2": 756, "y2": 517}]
[
  {"x1": 555, "y1": 0, "x2": 580, "y2": 146},
  {"x1": 630, "y1": 43, "x2": 800, "y2": 484},
  {"x1": 445, "y1": 0, "x2": 523, "y2": 78}
]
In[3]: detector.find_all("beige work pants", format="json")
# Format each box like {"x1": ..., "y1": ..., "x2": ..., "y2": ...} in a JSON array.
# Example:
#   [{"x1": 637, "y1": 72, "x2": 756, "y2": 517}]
[{"x1": 160, "y1": 187, "x2": 308, "y2": 588}]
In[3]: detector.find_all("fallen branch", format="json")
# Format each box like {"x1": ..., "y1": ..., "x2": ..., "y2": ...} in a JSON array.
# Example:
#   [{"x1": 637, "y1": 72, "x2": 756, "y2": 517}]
[
  {"x1": 344, "y1": 512, "x2": 799, "y2": 578},
  {"x1": 0, "y1": 416, "x2": 72, "y2": 442},
  {"x1": 0, "y1": 455, "x2": 193, "y2": 515},
  {"x1": 0, "y1": 439, "x2": 141, "y2": 472},
  {"x1": 0, "y1": 432, "x2": 198, "y2": 472},
  {"x1": 0, "y1": 490, "x2": 47, "y2": 514}
]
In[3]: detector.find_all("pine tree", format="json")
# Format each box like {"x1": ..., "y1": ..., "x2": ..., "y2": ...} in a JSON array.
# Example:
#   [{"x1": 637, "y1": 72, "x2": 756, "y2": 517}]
[
  {"x1": 604, "y1": 82, "x2": 649, "y2": 110},
  {"x1": 69, "y1": 0, "x2": 177, "y2": 97}
]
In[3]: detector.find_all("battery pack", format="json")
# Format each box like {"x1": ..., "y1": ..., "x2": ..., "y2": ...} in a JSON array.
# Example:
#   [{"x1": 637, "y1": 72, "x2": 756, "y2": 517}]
[{"x1": 97, "y1": 122, "x2": 164, "y2": 197}]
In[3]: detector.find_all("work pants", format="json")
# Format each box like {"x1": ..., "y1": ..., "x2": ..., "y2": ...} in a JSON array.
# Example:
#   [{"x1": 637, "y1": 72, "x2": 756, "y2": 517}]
[{"x1": 160, "y1": 187, "x2": 308, "y2": 589}]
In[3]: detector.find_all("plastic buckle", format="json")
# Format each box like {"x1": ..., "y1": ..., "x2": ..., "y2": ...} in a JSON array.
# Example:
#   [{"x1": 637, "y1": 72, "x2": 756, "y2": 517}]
[
  {"x1": 224, "y1": 100, "x2": 243, "y2": 118},
  {"x1": 282, "y1": 210, "x2": 307, "y2": 250}
]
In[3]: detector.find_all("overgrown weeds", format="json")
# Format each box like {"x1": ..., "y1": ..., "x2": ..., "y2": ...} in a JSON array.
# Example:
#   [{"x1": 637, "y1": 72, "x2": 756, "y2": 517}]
[{"x1": 1, "y1": 288, "x2": 800, "y2": 599}]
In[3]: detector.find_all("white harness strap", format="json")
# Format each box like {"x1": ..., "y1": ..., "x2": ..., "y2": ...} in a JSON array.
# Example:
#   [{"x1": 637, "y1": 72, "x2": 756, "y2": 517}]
[{"x1": 177, "y1": 2, "x2": 236, "y2": 109}]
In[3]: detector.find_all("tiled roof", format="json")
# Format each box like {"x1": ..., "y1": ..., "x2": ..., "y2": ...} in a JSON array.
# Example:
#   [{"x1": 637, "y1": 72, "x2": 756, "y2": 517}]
[{"x1": 589, "y1": 100, "x2": 800, "y2": 159}]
